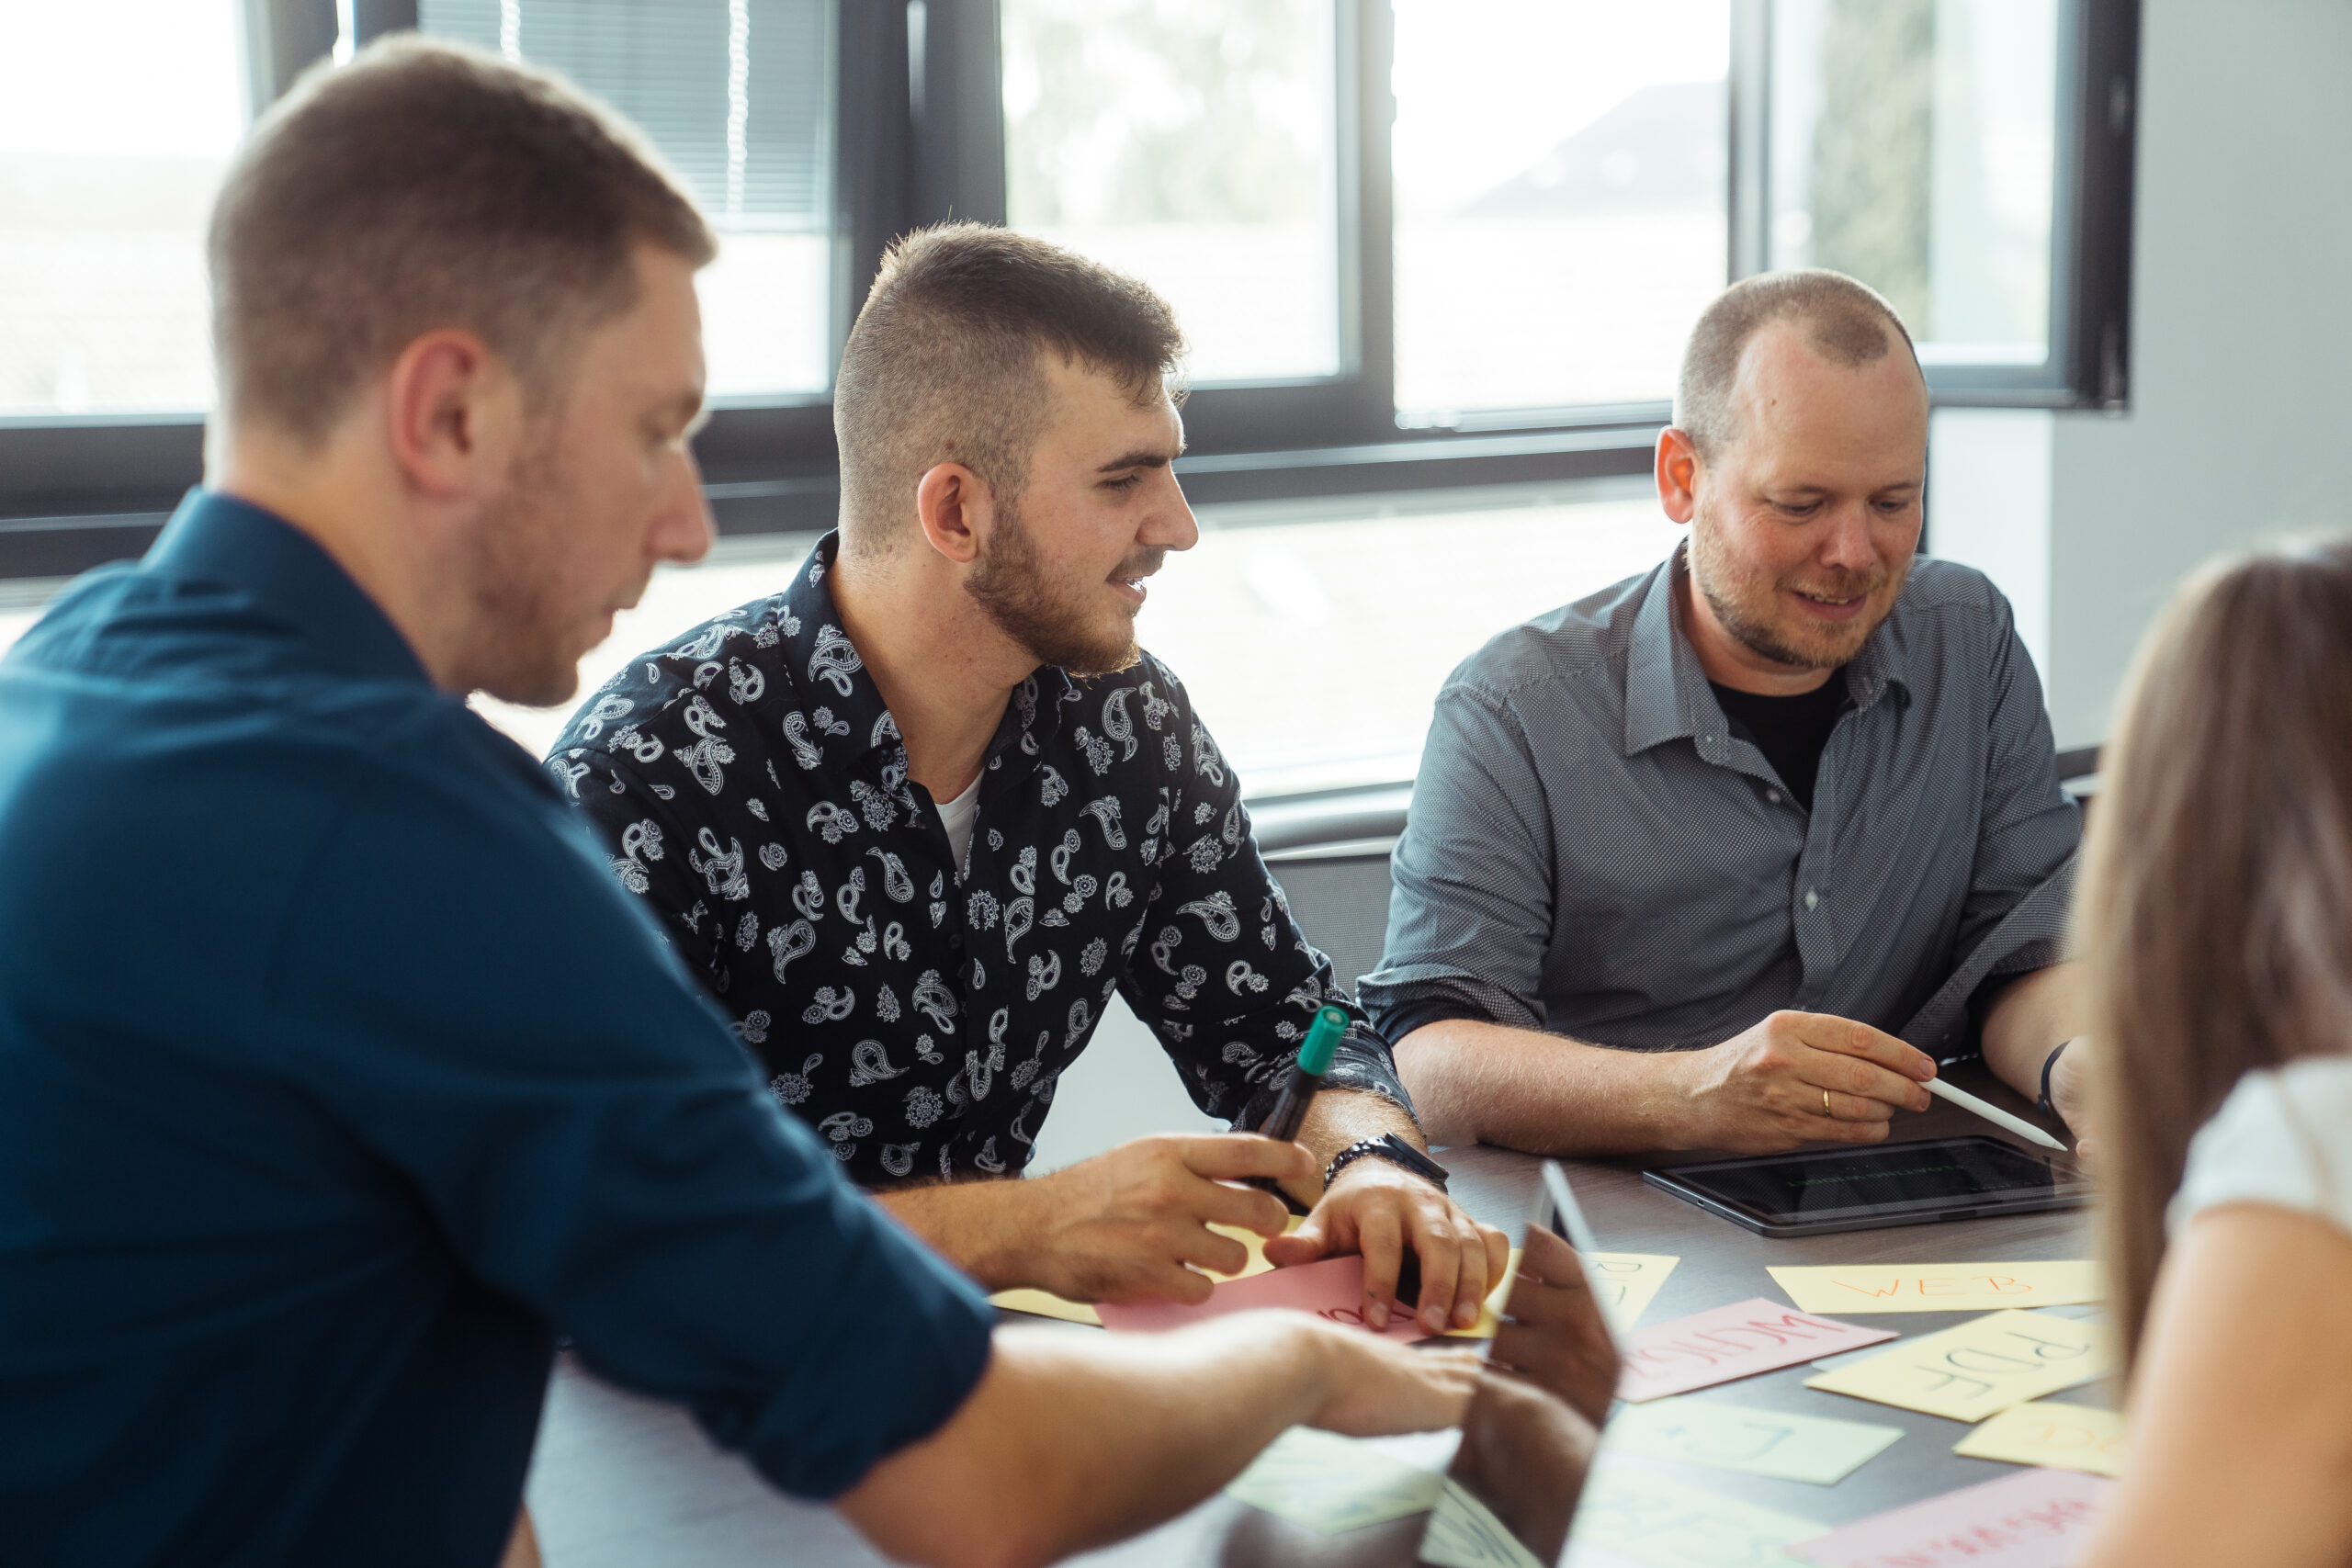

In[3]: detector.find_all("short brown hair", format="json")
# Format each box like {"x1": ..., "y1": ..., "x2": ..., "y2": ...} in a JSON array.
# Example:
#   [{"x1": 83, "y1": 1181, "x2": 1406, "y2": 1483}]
[
  {"x1": 2083, "y1": 536, "x2": 2352, "y2": 1373},
  {"x1": 833, "y1": 223, "x2": 1185, "y2": 557},
  {"x1": 1674, "y1": 268, "x2": 1919, "y2": 458},
  {"x1": 209, "y1": 36, "x2": 715, "y2": 443}
]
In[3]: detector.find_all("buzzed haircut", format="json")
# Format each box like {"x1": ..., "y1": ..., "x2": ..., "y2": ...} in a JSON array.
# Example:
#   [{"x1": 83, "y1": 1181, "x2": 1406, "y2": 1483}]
[
  {"x1": 833, "y1": 223, "x2": 1185, "y2": 557},
  {"x1": 209, "y1": 36, "x2": 716, "y2": 444},
  {"x1": 1674, "y1": 268, "x2": 1920, "y2": 459}
]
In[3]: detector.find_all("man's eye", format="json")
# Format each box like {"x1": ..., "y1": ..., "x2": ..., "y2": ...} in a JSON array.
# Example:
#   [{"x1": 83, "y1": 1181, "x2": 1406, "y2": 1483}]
[
  {"x1": 1103, "y1": 473, "x2": 1144, "y2": 493},
  {"x1": 1777, "y1": 499, "x2": 1822, "y2": 518}
]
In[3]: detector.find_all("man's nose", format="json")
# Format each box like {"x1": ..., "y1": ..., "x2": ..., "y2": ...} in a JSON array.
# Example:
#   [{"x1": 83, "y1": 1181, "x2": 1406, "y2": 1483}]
[
  {"x1": 1141, "y1": 468, "x2": 1200, "y2": 554},
  {"x1": 1816, "y1": 502, "x2": 1878, "y2": 573},
  {"x1": 653, "y1": 449, "x2": 717, "y2": 566}
]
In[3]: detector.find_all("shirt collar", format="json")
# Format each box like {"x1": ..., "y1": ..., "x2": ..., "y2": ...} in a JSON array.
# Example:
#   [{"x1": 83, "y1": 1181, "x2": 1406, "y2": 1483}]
[
  {"x1": 144, "y1": 489, "x2": 430, "y2": 685},
  {"x1": 775, "y1": 532, "x2": 1080, "y2": 772},
  {"x1": 776, "y1": 533, "x2": 903, "y2": 761},
  {"x1": 1621, "y1": 542, "x2": 1911, "y2": 759}
]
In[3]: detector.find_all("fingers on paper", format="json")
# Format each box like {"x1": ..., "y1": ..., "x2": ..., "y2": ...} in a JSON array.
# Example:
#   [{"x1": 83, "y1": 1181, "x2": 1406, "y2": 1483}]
[
  {"x1": 1171, "y1": 1220, "x2": 1253, "y2": 1280},
  {"x1": 1355, "y1": 1204, "x2": 1405, "y2": 1330}
]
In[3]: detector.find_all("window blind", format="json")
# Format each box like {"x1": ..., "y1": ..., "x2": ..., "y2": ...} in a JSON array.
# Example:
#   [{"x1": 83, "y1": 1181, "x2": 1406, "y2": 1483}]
[{"x1": 420, "y1": 0, "x2": 832, "y2": 232}]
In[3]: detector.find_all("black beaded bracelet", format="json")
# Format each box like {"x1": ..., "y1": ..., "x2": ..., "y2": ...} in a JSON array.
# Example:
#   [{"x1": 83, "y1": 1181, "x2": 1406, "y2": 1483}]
[
  {"x1": 1324, "y1": 1133, "x2": 1451, "y2": 1192},
  {"x1": 2037, "y1": 1040, "x2": 2072, "y2": 1120}
]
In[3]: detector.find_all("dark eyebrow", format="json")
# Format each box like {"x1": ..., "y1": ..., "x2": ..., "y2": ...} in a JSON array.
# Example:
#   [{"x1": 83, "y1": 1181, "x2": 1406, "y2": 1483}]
[{"x1": 1096, "y1": 447, "x2": 1180, "y2": 474}]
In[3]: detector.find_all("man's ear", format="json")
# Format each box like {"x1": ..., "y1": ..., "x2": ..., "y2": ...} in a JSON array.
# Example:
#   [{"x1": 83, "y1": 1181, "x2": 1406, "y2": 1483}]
[
  {"x1": 1655, "y1": 426, "x2": 1702, "y2": 525},
  {"x1": 383, "y1": 328, "x2": 522, "y2": 502},
  {"x1": 914, "y1": 462, "x2": 994, "y2": 566}
]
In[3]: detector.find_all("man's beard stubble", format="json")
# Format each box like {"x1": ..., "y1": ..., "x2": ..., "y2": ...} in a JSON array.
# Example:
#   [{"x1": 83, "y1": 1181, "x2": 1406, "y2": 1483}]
[
  {"x1": 965, "y1": 500, "x2": 1159, "y2": 679},
  {"x1": 463, "y1": 432, "x2": 617, "y2": 708},
  {"x1": 1686, "y1": 510, "x2": 1905, "y2": 672}
]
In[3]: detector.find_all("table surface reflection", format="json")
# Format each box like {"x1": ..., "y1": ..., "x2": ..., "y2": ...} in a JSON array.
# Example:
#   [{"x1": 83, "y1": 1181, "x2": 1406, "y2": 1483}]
[{"x1": 525, "y1": 1061, "x2": 2098, "y2": 1566}]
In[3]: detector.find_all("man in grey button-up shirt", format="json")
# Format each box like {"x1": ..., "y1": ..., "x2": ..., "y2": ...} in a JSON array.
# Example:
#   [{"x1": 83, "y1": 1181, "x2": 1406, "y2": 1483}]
[{"x1": 1363, "y1": 270, "x2": 2086, "y2": 1156}]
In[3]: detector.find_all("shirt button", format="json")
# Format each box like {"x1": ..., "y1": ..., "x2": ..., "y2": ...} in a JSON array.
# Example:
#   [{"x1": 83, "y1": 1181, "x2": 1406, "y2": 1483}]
[
  {"x1": 1804, "y1": 888, "x2": 1820, "y2": 910},
  {"x1": 948, "y1": 931, "x2": 965, "y2": 949},
  {"x1": 1767, "y1": 790, "x2": 1781, "y2": 805}
]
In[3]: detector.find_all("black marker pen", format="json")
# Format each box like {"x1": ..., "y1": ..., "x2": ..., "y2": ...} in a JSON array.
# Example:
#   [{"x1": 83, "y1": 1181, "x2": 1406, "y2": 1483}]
[{"x1": 1247, "y1": 1007, "x2": 1350, "y2": 1206}]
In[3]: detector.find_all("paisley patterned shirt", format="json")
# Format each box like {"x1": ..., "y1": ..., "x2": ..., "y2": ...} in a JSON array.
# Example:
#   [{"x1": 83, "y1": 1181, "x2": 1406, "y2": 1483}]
[{"x1": 548, "y1": 534, "x2": 1409, "y2": 1186}]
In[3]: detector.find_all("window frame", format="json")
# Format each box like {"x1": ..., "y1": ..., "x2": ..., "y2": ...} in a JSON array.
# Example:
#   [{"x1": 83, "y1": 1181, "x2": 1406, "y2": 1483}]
[{"x1": 0, "y1": 0, "x2": 2138, "y2": 578}]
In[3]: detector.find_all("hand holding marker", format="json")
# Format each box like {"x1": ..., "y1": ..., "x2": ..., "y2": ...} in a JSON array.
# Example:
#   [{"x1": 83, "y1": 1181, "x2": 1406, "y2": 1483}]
[{"x1": 1249, "y1": 1006, "x2": 1349, "y2": 1187}]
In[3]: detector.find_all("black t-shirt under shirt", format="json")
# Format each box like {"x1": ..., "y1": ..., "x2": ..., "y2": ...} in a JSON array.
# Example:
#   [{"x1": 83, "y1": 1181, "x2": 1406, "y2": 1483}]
[
  {"x1": 1380, "y1": 667, "x2": 1858, "y2": 1043},
  {"x1": 1707, "y1": 671, "x2": 1849, "y2": 812}
]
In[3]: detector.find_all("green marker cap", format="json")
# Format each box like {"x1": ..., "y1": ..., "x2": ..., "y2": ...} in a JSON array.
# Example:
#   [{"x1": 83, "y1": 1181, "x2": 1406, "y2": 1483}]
[{"x1": 1296, "y1": 1006, "x2": 1349, "y2": 1076}]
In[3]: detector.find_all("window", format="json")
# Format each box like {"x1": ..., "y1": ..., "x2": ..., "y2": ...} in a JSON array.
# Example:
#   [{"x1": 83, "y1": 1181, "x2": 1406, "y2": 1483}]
[
  {"x1": 1001, "y1": 0, "x2": 1341, "y2": 384},
  {"x1": 0, "y1": 0, "x2": 246, "y2": 416},
  {"x1": 1391, "y1": 0, "x2": 1730, "y2": 423},
  {"x1": 1, "y1": 0, "x2": 2137, "y2": 578},
  {"x1": 1768, "y1": 0, "x2": 2064, "y2": 378},
  {"x1": 419, "y1": 0, "x2": 838, "y2": 399}
]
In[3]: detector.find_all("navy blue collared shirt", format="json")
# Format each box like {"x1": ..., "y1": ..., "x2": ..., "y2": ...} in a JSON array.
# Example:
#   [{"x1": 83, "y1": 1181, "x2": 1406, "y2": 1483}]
[{"x1": 0, "y1": 493, "x2": 992, "y2": 1568}]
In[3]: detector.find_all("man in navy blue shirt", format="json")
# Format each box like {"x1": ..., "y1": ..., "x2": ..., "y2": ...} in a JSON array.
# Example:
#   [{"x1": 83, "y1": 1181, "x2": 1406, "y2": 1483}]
[{"x1": 0, "y1": 39, "x2": 1476, "y2": 1568}]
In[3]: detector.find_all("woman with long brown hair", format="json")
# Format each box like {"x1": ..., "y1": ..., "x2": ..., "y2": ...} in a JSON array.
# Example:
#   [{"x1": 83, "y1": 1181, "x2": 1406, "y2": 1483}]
[{"x1": 2076, "y1": 539, "x2": 2352, "y2": 1565}]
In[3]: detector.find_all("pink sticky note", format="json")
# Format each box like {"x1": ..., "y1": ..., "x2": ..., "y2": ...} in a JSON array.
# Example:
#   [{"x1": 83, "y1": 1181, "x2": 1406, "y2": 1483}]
[
  {"x1": 1095, "y1": 1255, "x2": 1430, "y2": 1341},
  {"x1": 1787, "y1": 1466, "x2": 2115, "y2": 1568},
  {"x1": 1617, "y1": 1296, "x2": 1895, "y2": 1402}
]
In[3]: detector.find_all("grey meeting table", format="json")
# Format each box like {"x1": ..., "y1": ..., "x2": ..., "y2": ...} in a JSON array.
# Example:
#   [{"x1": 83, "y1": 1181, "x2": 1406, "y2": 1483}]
[{"x1": 523, "y1": 1060, "x2": 2099, "y2": 1565}]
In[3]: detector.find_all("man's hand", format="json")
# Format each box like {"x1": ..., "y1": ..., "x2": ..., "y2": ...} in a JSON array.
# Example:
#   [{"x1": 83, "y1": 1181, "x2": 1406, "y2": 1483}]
[
  {"x1": 1669, "y1": 1010, "x2": 1936, "y2": 1154},
  {"x1": 1265, "y1": 1156, "x2": 1511, "y2": 1337},
  {"x1": 1294, "y1": 1317, "x2": 1486, "y2": 1437},
  {"x1": 1014, "y1": 1134, "x2": 1311, "y2": 1303}
]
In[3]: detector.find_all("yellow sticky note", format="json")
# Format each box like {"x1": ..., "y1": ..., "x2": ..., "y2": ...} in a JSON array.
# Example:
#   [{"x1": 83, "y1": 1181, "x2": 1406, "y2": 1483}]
[
  {"x1": 1589, "y1": 1252, "x2": 1680, "y2": 1332},
  {"x1": 1566, "y1": 1461, "x2": 1823, "y2": 1567},
  {"x1": 1954, "y1": 1400, "x2": 2127, "y2": 1477},
  {"x1": 1805, "y1": 1310, "x2": 2113, "y2": 1422},
  {"x1": 987, "y1": 1288, "x2": 1102, "y2": 1325},
  {"x1": 1225, "y1": 1426, "x2": 1443, "y2": 1534},
  {"x1": 1604, "y1": 1400, "x2": 1904, "y2": 1485},
  {"x1": 1768, "y1": 1261, "x2": 2102, "y2": 1314}
]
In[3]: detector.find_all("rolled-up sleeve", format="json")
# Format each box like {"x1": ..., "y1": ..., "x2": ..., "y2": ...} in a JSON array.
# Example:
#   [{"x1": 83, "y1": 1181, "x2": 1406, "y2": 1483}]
[
  {"x1": 1361, "y1": 680, "x2": 1558, "y2": 1039},
  {"x1": 268, "y1": 741, "x2": 992, "y2": 1500}
]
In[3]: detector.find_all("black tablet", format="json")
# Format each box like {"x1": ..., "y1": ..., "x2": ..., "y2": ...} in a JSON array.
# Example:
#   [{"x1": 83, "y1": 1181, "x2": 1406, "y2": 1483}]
[{"x1": 1642, "y1": 1135, "x2": 2091, "y2": 1237}]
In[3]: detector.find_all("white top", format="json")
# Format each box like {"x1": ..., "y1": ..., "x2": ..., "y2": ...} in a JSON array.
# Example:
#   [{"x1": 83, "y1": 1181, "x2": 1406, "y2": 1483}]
[
  {"x1": 934, "y1": 770, "x2": 984, "y2": 883},
  {"x1": 2167, "y1": 1055, "x2": 2352, "y2": 1237}
]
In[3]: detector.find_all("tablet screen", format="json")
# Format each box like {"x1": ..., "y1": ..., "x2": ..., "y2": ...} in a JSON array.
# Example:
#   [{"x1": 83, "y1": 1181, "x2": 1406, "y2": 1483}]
[{"x1": 1652, "y1": 1136, "x2": 2085, "y2": 1227}]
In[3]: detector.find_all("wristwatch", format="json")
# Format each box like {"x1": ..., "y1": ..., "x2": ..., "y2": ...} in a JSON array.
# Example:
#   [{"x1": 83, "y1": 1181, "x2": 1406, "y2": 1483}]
[{"x1": 1324, "y1": 1132, "x2": 1452, "y2": 1192}]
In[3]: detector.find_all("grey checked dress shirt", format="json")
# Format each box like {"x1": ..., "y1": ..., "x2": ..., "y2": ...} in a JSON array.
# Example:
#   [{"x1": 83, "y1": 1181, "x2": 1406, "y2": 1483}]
[{"x1": 1362, "y1": 547, "x2": 2079, "y2": 1060}]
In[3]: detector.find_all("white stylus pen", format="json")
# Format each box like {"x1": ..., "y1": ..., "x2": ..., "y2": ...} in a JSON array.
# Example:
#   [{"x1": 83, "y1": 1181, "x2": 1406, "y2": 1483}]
[{"x1": 1926, "y1": 1076, "x2": 2068, "y2": 1151}]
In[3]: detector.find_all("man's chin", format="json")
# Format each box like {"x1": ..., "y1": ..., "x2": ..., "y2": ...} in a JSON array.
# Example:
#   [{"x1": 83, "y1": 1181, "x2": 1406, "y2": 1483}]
[{"x1": 476, "y1": 651, "x2": 584, "y2": 710}]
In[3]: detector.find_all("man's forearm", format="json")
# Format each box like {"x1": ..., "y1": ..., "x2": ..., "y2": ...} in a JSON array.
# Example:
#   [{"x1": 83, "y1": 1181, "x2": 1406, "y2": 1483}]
[
  {"x1": 1978, "y1": 962, "x2": 2082, "y2": 1102},
  {"x1": 1290, "y1": 1088, "x2": 1424, "y2": 1201},
  {"x1": 838, "y1": 1317, "x2": 1344, "y2": 1568},
  {"x1": 873, "y1": 1180, "x2": 1035, "y2": 1293},
  {"x1": 1394, "y1": 1018, "x2": 1695, "y2": 1156}
]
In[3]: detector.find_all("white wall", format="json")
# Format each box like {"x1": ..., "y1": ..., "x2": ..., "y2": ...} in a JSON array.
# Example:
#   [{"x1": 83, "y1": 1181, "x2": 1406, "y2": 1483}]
[
  {"x1": 2037, "y1": 0, "x2": 2352, "y2": 747},
  {"x1": 1929, "y1": 406, "x2": 2054, "y2": 685}
]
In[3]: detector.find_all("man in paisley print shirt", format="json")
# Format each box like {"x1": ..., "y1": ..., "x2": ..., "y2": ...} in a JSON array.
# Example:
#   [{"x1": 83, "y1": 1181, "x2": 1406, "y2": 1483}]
[{"x1": 552, "y1": 224, "x2": 1508, "y2": 1337}]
